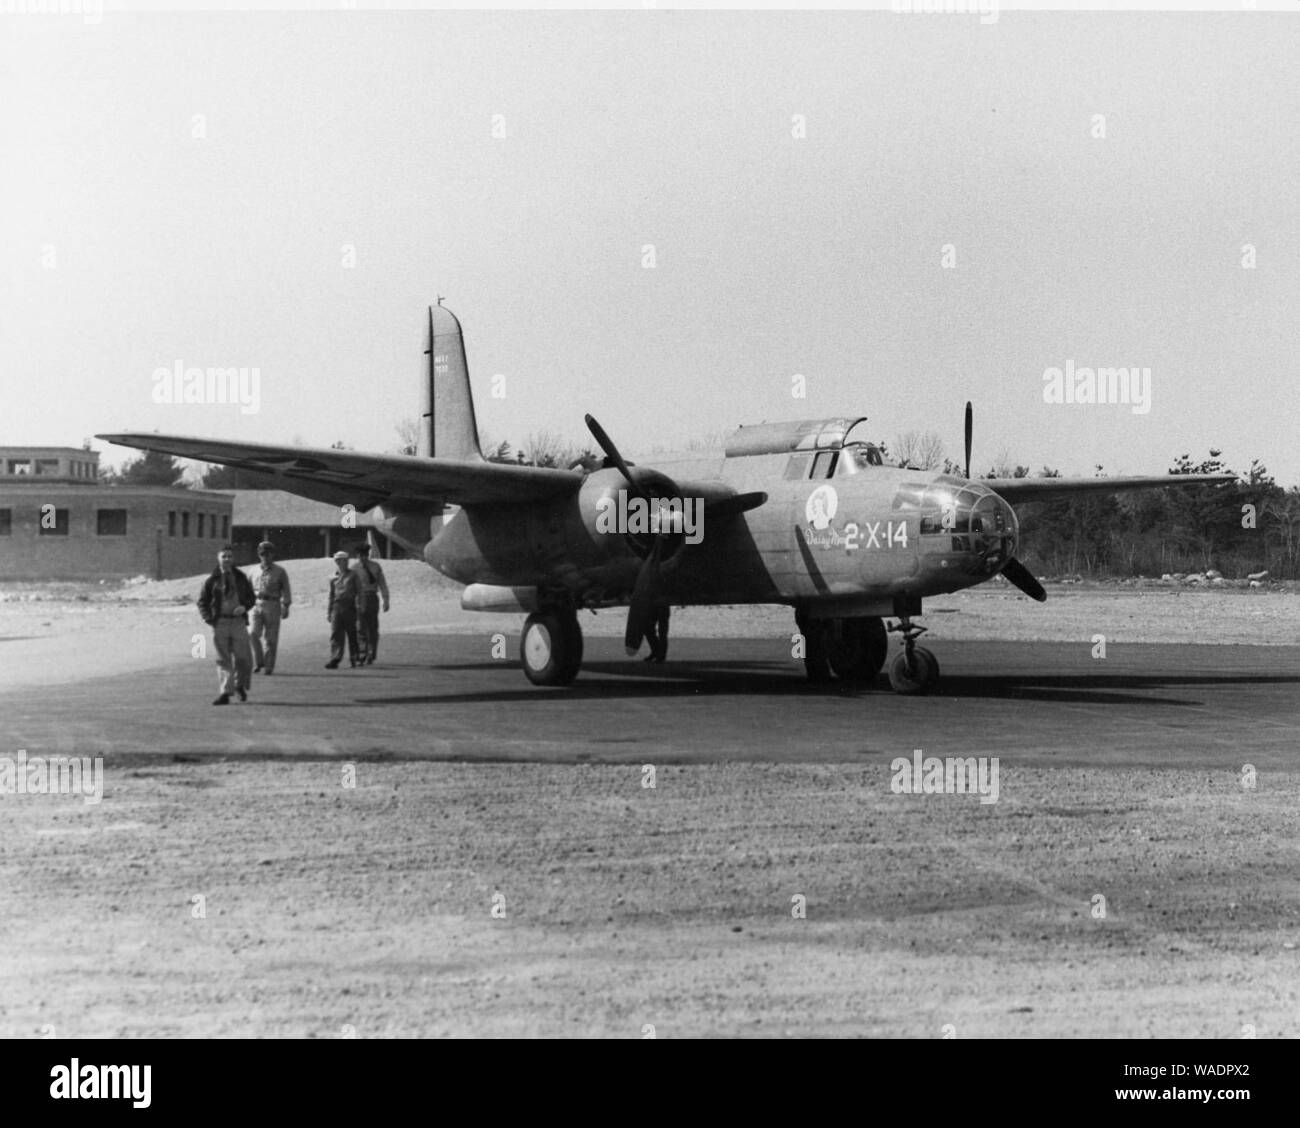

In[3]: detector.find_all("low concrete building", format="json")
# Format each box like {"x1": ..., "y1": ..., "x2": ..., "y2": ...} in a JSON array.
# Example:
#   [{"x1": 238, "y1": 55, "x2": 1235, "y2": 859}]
[{"x1": 0, "y1": 446, "x2": 233, "y2": 580}]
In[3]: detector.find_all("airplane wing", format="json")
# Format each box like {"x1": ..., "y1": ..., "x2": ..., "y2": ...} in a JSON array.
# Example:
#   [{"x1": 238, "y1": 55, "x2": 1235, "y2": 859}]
[
  {"x1": 95, "y1": 432, "x2": 583, "y2": 509},
  {"x1": 985, "y1": 473, "x2": 1238, "y2": 505}
]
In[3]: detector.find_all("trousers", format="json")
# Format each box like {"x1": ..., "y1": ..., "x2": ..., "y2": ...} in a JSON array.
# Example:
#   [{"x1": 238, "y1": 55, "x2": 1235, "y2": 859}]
[
  {"x1": 357, "y1": 600, "x2": 380, "y2": 663},
  {"x1": 330, "y1": 606, "x2": 359, "y2": 664},
  {"x1": 249, "y1": 601, "x2": 283, "y2": 673},
  {"x1": 212, "y1": 617, "x2": 253, "y2": 695}
]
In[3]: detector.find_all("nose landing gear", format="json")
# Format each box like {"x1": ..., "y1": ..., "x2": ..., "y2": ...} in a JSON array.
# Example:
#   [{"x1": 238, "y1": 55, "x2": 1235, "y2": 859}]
[{"x1": 887, "y1": 616, "x2": 940, "y2": 695}]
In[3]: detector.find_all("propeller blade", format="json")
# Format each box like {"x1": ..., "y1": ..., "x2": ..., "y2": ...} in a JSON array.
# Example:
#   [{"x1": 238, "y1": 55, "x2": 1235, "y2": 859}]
[
  {"x1": 624, "y1": 537, "x2": 665, "y2": 650},
  {"x1": 964, "y1": 401, "x2": 973, "y2": 480},
  {"x1": 584, "y1": 413, "x2": 647, "y2": 499},
  {"x1": 1001, "y1": 557, "x2": 1047, "y2": 602}
]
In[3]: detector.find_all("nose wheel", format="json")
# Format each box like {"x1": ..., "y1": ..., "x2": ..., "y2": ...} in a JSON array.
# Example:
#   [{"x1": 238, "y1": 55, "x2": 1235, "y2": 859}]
[{"x1": 887, "y1": 617, "x2": 940, "y2": 695}]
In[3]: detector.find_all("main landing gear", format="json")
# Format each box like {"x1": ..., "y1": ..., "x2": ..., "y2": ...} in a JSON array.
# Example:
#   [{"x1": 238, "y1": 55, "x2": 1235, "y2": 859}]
[
  {"x1": 794, "y1": 610, "x2": 889, "y2": 686},
  {"x1": 886, "y1": 615, "x2": 940, "y2": 695},
  {"x1": 521, "y1": 609, "x2": 583, "y2": 686},
  {"x1": 795, "y1": 606, "x2": 941, "y2": 694}
]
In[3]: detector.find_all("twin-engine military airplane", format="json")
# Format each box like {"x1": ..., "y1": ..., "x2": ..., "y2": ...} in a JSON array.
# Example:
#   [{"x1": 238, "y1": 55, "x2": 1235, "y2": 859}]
[{"x1": 100, "y1": 304, "x2": 1236, "y2": 694}]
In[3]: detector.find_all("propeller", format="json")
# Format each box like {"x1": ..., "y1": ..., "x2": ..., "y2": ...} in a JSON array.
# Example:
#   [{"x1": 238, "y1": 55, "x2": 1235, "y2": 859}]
[
  {"x1": 584, "y1": 414, "x2": 676, "y2": 652},
  {"x1": 584, "y1": 414, "x2": 770, "y2": 652},
  {"x1": 1000, "y1": 556, "x2": 1047, "y2": 602},
  {"x1": 584, "y1": 414, "x2": 646, "y2": 503},
  {"x1": 962, "y1": 400, "x2": 1046, "y2": 602},
  {"x1": 964, "y1": 400, "x2": 973, "y2": 480}
]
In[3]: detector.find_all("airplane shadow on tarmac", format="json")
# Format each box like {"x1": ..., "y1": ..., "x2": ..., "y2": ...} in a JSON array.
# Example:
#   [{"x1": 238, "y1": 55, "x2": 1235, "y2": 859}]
[{"x1": 301, "y1": 659, "x2": 1300, "y2": 709}]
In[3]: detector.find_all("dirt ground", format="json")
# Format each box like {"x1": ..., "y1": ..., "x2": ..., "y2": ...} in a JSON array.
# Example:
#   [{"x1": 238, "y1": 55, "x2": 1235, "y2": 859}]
[{"x1": 1, "y1": 563, "x2": 1297, "y2": 1037}]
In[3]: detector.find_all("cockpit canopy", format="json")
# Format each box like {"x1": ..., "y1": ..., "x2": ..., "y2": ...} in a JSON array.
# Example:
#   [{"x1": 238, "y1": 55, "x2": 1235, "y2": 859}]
[{"x1": 724, "y1": 417, "x2": 869, "y2": 458}]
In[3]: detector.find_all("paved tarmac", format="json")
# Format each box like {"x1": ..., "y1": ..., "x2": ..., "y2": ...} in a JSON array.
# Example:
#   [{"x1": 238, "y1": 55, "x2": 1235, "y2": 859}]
[{"x1": 4, "y1": 632, "x2": 1296, "y2": 768}]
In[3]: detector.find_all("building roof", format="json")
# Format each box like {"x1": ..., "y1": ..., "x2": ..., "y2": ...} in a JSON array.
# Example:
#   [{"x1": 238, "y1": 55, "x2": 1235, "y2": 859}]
[
  {"x1": 221, "y1": 489, "x2": 376, "y2": 528},
  {"x1": 0, "y1": 446, "x2": 99, "y2": 458},
  {"x1": 0, "y1": 484, "x2": 231, "y2": 501}
]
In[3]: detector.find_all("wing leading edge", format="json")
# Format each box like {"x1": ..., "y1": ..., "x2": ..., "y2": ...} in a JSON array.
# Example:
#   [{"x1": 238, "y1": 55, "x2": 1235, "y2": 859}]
[
  {"x1": 95, "y1": 433, "x2": 583, "y2": 509},
  {"x1": 985, "y1": 473, "x2": 1238, "y2": 505}
]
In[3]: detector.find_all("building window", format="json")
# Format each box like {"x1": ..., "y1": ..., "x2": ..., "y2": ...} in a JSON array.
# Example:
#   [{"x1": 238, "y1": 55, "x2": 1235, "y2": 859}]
[
  {"x1": 0, "y1": 509, "x2": 10, "y2": 535},
  {"x1": 35, "y1": 459, "x2": 60, "y2": 476},
  {"x1": 222, "y1": 515, "x2": 229, "y2": 539},
  {"x1": 39, "y1": 508, "x2": 70, "y2": 536},
  {"x1": 181, "y1": 512, "x2": 190, "y2": 537},
  {"x1": 97, "y1": 509, "x2": 128, "y2": 536},
  {"x1": 197, "y1": 513, "x2": 205, "y2": 538},
  {"x1": 8, "y1": 460, "x2": 32, "y2": 476},
  {"x1": 168, "y1": 511, "x2": 176, "y2": 536}
]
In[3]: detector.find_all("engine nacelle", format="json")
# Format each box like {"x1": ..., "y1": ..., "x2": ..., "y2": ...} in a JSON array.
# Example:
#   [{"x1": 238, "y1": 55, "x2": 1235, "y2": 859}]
[{"x1": 576, "y1": 466, "x2": 691, "y2": 561}]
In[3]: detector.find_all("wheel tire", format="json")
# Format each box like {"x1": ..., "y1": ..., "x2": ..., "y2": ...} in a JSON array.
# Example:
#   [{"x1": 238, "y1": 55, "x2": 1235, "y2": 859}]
[
  {"x1": 888, "y1": 648, "x2": 938, "y2": 695},
  {"x1": 912, "y1": 645, "x2": 939, "y2": 681},
  {"x1": 521, "y1": 611, "x2": 583, "y2": 686},
  {"x1": 826, "y1": 617, "x2": 888, "y2": 685}
]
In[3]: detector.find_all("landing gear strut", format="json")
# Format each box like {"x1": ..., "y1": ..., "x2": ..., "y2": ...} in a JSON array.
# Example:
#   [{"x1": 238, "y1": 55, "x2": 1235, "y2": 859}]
[{"x1": 887, "y1": 615, "x2": 940, "y2": 695}]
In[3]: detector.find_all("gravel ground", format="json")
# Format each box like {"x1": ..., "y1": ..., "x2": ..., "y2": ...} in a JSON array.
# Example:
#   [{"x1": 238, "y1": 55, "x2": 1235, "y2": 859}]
[{"x1": 2, "y1": 762, "x2": 1296, "y2": 1038}]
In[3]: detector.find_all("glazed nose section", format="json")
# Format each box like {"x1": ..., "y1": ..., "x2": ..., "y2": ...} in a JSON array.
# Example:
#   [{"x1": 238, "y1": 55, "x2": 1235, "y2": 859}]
[{"x1": 966, "y1": 486, "x2": 1018, "y2": 572}]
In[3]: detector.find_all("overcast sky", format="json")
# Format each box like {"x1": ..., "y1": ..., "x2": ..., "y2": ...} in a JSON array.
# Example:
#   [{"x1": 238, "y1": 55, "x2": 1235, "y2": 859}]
[{"x1": 3, "y1": 9, "x2": 1297, "y2": 484}]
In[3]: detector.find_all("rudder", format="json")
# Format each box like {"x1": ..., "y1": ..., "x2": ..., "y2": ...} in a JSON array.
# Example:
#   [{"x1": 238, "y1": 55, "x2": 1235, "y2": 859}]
[{"x1": 422, "y1": 304, "x2": 483, "y2": 461}]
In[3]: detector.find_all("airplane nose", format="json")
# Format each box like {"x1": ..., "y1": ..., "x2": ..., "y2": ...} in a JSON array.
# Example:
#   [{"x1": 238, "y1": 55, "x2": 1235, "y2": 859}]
[
  {"x1": 916, "y1": 482, "x2": 1018, "y2": 576},
  {"x1": 967, "y1": 486, "x2": 1018, "y2": 571}
]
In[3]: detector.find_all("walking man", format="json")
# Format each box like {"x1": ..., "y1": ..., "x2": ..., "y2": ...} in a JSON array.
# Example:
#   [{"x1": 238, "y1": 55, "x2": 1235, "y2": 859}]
[
  {"x1": 249, "y1": 541, "x2": 292, "y2": 674},
  {"x1": 198, "y1": 545, "x2": 256, "y2": 705},
  {"x1": 351, "y1": 542, "x2": 391, "y2": 665},
  {"x1": 325, "y1": 550, "x2": 362, "y2": 669}
]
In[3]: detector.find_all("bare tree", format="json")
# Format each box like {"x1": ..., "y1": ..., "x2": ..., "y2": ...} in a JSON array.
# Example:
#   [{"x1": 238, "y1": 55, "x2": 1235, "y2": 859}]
[
  {"x1": 394, "y1": 416, "x2": 420, "y2": 456},
  {"x1": 892, "y1": 430, "x2": 946, "y2": 470},
  {"x1": 983, "y1": 447, "x2": 1017, "y2": 479},
  {"x1": 684, "y1": 430, "x2": 729, "y2": 453},
  {"x1": 522, "y1": 430, "x2": 570, "y2": 468}
]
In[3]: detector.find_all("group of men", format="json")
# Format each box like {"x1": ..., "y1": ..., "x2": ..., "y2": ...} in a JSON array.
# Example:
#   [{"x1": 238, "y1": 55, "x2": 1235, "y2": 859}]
[{"x1": 197, "y1": 541, "x2": 390, "y2": 705}]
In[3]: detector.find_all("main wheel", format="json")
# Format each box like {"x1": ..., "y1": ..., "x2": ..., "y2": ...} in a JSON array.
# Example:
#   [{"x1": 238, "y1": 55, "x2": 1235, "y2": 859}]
[
  {"x1": 825, "y1": 617, "x2": 888, "y2": 685},
  {"x1": 913, "y1": 645, "x2": 939, "y2": 681},
  {"x1": 888, "y1": 648, "x2": 939, "y2": 695},
  {"x1": 521, "y1": 610, "x2": 583, "y2": 686}
]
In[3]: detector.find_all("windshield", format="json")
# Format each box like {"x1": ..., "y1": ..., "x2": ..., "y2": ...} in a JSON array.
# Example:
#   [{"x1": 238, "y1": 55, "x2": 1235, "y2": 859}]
[{"x1": 839, "y1": 442, "x2": 884, "y2": 474}]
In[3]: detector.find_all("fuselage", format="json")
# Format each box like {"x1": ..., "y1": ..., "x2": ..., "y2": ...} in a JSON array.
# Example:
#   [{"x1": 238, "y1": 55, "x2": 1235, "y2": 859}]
[{"x1": 427, "y1": 441, "x2": 1019, "y2": 612}]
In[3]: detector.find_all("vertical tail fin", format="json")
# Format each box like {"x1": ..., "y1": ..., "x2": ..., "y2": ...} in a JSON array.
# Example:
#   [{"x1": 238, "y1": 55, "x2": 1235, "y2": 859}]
[{"x1": 421, "y1": 303, "x2": 483, "y2": 461}]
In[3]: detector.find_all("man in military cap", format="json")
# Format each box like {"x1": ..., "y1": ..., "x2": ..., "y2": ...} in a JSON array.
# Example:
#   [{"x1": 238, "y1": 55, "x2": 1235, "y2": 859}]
[
  {"x1": 325, "y1": 550, "x2": 362, "y2": 669},
  {"x1": 351, "y1": 541, "x2": 391, "y2": 666},
  {"x1": 248, "y1": 541, "x2": 292, "y2": 675}
]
